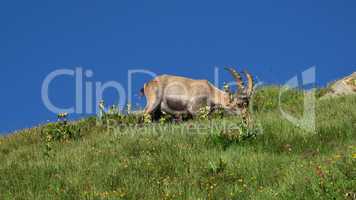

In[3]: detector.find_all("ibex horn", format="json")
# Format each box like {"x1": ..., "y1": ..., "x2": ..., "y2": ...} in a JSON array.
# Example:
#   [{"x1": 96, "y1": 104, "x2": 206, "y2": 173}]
[
  {"x1": 224, "y1": 67, "x2": 244, "y2": 95},
  {"x1": 244, "y1": 69, "x2": 254, "y2": 96}
]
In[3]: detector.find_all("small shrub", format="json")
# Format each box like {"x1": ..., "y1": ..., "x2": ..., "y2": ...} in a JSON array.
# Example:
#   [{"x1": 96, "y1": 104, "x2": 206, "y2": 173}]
[
  {"x1": 124, "y1": 113, "x2": 144, "y2": 124},
  {"x1": 42, "y1": 122, "x2": 80, "y2": 142},
  {"x1": 143, "y1": 112, "x2": 152, "y2": 124},
  {"x1": 211, "y1": 120, "x2": 262, "y2": 149},
  {"x1": 41, "y1": 121, "x2": 82, "y2": 156},
  {"x1": 197, "y1": 106, "x2": 211, "y2": 120},
  {"x1": 210, "y1": 105, "x2": 226, "y2": 119},
  {"x1": 159, "y1": 111, "x2": 173, "y2": 124},
  {"x1": 107, "y1": 105, "x2": 120, "y2": 115},
  {"x1": 97, "y1": 101, "x2": 145, "y2": 129}
]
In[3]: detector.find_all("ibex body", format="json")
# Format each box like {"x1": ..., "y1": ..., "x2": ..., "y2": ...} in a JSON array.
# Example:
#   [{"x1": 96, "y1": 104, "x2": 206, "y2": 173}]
[{"x1": 142, "y1": 68, "x2": 254, "y2": 117}]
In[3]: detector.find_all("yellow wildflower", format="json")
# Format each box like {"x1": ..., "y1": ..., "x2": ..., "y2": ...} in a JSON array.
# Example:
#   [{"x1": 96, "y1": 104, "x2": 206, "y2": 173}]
[{"x1": 352, "y1": 153, "x2": 356, "y2": 159}]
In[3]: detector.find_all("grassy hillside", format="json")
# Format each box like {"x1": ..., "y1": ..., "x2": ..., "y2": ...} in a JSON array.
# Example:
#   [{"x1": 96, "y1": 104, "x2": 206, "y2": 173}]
[{"x1": 0, "y1": 87, "x2": 355, "y2": 200}]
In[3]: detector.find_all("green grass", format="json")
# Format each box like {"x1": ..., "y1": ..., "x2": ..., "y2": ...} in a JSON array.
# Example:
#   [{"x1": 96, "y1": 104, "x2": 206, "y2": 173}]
[{"x1": 0, "y1": 87, "x2": 355, "y2": 199}]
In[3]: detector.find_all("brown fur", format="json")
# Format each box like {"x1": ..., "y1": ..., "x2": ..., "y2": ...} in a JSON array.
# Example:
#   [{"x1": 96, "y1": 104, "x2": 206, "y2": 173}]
[
  {"x1": 142, "y1": 69, "x2": 254, "y2": 117},
  {"x1": 143, "y1": 75, "x2": 232, "y2": 116}
]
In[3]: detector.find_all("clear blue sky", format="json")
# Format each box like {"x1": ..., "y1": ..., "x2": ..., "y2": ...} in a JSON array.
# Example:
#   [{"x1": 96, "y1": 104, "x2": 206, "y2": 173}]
[{"x1": 1, "y1": 0, "x2": 355, "y2": 133}]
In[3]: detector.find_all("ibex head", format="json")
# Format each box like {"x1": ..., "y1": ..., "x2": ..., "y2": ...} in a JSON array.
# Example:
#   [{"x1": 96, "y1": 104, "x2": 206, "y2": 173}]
[{"x1": 224, "y1": 67, "x2": 255, "y2": 112}]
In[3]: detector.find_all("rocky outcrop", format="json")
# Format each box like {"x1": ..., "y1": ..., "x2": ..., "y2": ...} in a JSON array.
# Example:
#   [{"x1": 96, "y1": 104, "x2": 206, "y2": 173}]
[{"x1": 323, "y1": 72, "x2": 356, "y2": 97}]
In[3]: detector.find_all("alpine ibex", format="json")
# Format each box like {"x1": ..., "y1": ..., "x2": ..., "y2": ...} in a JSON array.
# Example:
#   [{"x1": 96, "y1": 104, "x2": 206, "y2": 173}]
[{"x1": 141, "y1": 68, "x2": 254, "y2": 118}]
